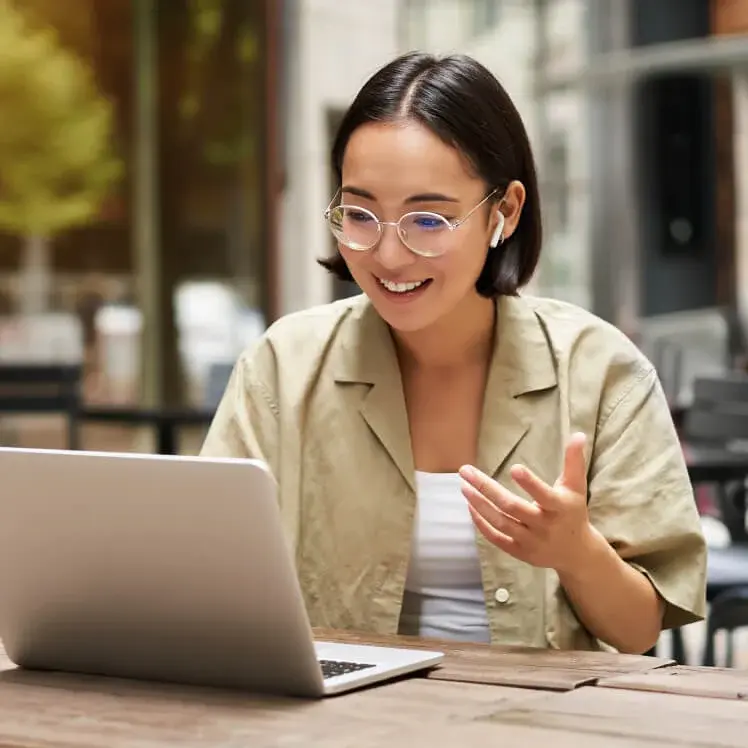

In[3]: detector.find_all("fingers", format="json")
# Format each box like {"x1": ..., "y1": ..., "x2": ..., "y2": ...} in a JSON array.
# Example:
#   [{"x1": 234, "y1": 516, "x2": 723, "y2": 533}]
[
  {"x1": 461, "y1": 478, "x2": 524, "y2": 531},
  {"x1": 509, "y1": 464, "x2": 558, "y2": 509},
  {"x1": 560, "y1": 432, "x2": 587, "y2": 494},
  {"x1": 466, "y1": 503, "x2": 518, "y2": 554},
  {"x1": 510, "y1": 432, "x2": 588, "y2": 506},
  {"x1": 459, "y1": 465, "x2": 543, "y2": 526}
]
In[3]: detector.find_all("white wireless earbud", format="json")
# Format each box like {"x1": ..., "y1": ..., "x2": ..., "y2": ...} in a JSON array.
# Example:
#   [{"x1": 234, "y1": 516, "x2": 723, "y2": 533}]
[{"x1": 489, "y1": 211, "x2": 505, "y2": 249}]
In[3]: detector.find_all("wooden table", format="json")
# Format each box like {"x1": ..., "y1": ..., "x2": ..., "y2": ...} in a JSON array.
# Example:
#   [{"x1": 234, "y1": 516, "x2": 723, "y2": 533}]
[{"x1": 1, "y1": 629, "x2": 747, "y2": 747}]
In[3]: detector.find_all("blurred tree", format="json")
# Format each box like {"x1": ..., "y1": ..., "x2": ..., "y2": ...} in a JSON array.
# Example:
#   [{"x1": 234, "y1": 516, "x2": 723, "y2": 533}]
[{"x1": 0, "y1": 0, "x2": 120, "y2": 313}]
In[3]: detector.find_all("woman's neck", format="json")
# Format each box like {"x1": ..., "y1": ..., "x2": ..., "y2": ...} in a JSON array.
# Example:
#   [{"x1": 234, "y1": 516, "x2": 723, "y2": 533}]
[{"x1": 393, "y1": 294, "x2": 496, "y2": 370}]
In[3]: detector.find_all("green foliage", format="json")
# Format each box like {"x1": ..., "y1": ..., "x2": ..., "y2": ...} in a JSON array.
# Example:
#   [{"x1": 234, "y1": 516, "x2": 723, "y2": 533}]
[
  {"x1": 0, "y1": 0, "x2": 121, "y2": 235},
  {"x1": 181, "y1": 0, "x2": 260, "y2": 167}
]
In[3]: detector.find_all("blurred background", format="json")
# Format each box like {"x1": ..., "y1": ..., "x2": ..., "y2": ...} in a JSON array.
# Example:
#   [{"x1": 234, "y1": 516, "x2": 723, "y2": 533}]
[
  {"x1": 2, "y1": 0, "x2": 748, "y2": 665},
  {"x1": 0, "y1": 0, "x2": 745, "y2": 453}
]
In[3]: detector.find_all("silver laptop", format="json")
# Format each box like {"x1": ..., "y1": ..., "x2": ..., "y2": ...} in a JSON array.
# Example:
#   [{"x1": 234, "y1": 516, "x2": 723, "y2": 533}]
[{"x1": 0, "y1": 447, "x2": 443, "y2": 697}]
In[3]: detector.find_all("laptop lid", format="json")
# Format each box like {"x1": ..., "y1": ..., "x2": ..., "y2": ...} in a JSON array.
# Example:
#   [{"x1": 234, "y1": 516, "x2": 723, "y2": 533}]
[{"x1": 0, "y1": 448, "x2": 326, "y2": 696}]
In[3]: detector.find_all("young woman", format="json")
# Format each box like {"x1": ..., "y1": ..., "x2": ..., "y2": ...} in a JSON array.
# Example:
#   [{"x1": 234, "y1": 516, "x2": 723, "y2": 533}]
[{"x1": 202, "y1": 52, "x2": 706, "y2": 653}]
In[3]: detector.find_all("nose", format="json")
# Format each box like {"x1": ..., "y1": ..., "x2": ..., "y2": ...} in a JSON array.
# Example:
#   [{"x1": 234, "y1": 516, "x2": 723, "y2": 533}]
[{"x1": 374, "y1": 223, "x2": 416, "y2": 272}]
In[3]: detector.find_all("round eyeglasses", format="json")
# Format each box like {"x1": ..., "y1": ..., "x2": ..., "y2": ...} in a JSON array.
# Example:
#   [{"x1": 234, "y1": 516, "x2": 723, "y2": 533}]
[{"x1": 323, "y1": 188, "x2": 500, "y2": 258}]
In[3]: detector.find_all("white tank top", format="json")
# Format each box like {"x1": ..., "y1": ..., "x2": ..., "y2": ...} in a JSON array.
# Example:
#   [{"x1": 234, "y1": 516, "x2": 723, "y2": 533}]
[{"x1": 398, "y1": 471, "x2": 491, "y2": 643}]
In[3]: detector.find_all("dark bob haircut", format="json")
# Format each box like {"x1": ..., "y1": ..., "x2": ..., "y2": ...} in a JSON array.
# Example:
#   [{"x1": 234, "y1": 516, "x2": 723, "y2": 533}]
[{"x1": 318, "y1": 51, "x2": 543, "y2": 297}]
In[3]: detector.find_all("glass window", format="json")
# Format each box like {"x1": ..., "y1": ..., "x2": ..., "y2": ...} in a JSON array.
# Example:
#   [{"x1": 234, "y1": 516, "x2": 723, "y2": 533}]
[{"x1": 0, "y1": 0, "x2": 273, "y2": 414}]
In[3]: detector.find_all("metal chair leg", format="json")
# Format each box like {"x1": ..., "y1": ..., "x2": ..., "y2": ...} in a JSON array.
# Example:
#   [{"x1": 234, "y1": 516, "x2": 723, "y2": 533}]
[
  {"x1": 726, "y1": 630, "x2": 735, "y2": 668},
  {"x1": 703, "y1": 626, "x2": 717, "y2": 667},
  {"x1": 670, "y1": 627, "x2": 687, "y2": 664}
]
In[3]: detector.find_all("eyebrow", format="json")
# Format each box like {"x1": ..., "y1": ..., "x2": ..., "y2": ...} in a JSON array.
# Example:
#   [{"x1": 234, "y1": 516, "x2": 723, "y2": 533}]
[{"x1": 341, "y1": 185, "x2": 460, "y2": 204}]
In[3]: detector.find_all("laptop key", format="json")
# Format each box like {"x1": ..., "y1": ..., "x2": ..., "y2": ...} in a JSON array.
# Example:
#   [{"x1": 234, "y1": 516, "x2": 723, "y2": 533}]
[{"x1": 319, "y1": 659, "x2": 376, "y2": 679}]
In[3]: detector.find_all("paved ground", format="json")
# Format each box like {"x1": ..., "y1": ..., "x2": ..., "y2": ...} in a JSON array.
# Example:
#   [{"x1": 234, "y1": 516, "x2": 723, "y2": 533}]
[{"x1": 3, "y1": 415, "x2": 747, "y2": 669}]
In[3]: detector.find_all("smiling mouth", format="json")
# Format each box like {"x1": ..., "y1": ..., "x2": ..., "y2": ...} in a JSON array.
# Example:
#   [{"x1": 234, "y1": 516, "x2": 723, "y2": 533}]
[{"x1": 377, "y1": 277, "x2": 432, "y2": 294}]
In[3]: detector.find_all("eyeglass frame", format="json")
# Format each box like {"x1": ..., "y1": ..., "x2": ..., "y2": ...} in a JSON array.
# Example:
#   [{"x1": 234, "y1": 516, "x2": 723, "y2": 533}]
[{"x1": 323, "y1": 186, "x2": 503, "y2": 258}]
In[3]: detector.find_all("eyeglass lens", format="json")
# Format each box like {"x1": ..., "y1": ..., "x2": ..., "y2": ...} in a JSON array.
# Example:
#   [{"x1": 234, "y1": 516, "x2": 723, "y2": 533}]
[{"x1": 328, "y1": 205, "x2": 453, "y2": 256}]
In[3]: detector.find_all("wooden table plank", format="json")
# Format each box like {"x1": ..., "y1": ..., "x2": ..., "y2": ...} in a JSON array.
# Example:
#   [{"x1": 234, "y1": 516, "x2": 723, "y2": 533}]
[
  {"x1": 597, "y1": 665, "x2": 748, "y2": 701},
  {"x1": 314, "y1": 628, "x2": 674, "y2": 690},
  {"x1": 426, "y1": 660, "x2": 597, "y2": 689},
  {"x1": 341, "y1": 719, "x2": 743, "y2": 748},
  {"x1": 314, "y1": 627, "x2": 673, "y2": 671},
  {"x1": 0, "y1": 666, "x2": 550, "y2": 748},
  {"x1": 0, "y1": 635, "x2": 701, "y2": 748},
  {"x1": 475, "y1": 685, "x2": 748, "y2": 748}
]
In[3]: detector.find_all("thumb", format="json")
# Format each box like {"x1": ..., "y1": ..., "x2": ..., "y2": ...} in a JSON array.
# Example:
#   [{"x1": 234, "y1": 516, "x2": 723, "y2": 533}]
[{"x1": 559, "y1": 432, "x2": 588, "y2": 495}]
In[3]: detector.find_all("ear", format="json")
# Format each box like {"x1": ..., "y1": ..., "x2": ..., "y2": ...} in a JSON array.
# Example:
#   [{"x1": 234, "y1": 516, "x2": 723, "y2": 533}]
[
  {"x1": 489, "y1": 210, "x2": 505, "y2": 249},
  {"x1": 496, "y1": 181, "x2": 526, "y2": 242}
]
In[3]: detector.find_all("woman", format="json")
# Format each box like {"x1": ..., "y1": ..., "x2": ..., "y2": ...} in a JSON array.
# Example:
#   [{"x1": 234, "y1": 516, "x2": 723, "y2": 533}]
[{"x1": 202, "y1": 52, "x2": 706, "y2": 653}]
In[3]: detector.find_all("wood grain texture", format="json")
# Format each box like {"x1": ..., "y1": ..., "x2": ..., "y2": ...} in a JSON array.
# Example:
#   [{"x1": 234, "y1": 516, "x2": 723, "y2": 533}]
[
  {"x1": 0, "y1": 665, "x2": 549, "y2": 748},
  {"x1": 2, "y1": 633, "x2": 726, "y2": 748},
  {"x1": 314, "y1": 628, "x2": 674, "y2": 690},
  {"x1": 320, "y1": 722, "x2": 746, "y2": 748},
  {"x1": 481, "y1": 685, "x2": 748, "y2": 748},
  {"x1": 597, "y1": 665, "x2": 748, "y2": 701}
]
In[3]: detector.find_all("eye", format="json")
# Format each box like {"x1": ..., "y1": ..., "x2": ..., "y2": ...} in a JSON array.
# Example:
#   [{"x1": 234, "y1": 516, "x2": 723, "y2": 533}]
[
  {"x1": 345, "y1": 209, "x2": 374, "y2": 223},
  {"x1": 413, "y1": 214, "x2": 446, "y2": 230}
]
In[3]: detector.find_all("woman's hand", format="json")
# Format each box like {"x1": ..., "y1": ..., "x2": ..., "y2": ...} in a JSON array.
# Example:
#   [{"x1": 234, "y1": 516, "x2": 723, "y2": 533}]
[
  {"x1": 459, "y1": 432, "x2": 595, "y2": 575},
  {"x1": 461, "y1": 431, "x2": 666, "y2": 653}
]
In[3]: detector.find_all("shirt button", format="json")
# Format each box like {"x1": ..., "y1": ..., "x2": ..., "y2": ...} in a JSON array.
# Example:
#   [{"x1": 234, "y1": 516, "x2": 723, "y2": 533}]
[{"x1": 494, "y1": 587, "x2": 510, "y2": 604}]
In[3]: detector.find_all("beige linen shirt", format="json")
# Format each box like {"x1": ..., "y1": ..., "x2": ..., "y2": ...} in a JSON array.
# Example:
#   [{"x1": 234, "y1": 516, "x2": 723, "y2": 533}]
[{"x1": 200, "y1": 293, "x2": 707, "y2": 650}]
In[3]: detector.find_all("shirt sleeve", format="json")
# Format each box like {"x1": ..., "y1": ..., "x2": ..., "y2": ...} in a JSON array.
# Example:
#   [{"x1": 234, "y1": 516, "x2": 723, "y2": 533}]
[
  {"x1": 587, "y1": 365, "x2": 707, "y2": 630},
  {"x1": 199, "y1": 341, "x2": 280, "y2": 478}
]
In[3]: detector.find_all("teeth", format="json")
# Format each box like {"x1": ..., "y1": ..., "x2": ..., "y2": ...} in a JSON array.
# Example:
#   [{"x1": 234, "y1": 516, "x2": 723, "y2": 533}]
[{"x1": 378, "y1": 278, "x2": 426, "y2": 294}]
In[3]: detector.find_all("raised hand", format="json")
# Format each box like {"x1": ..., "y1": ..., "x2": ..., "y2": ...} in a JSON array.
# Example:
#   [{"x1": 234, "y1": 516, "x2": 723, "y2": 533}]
[{"x1": 459, "y1": 433, "x2": 594, "y2": 574}]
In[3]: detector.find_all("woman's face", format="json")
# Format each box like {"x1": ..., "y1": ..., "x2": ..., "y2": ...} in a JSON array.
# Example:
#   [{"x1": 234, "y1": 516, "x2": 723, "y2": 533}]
[{"x1": 337, "y1": 120, "x2": 522, "y2": 334}]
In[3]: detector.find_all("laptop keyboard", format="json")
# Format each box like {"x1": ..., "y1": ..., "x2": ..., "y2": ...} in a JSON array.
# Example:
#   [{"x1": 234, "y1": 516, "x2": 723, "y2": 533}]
[{"x1": 319, "y1": 659, "x2": 376, "y2": 679}]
